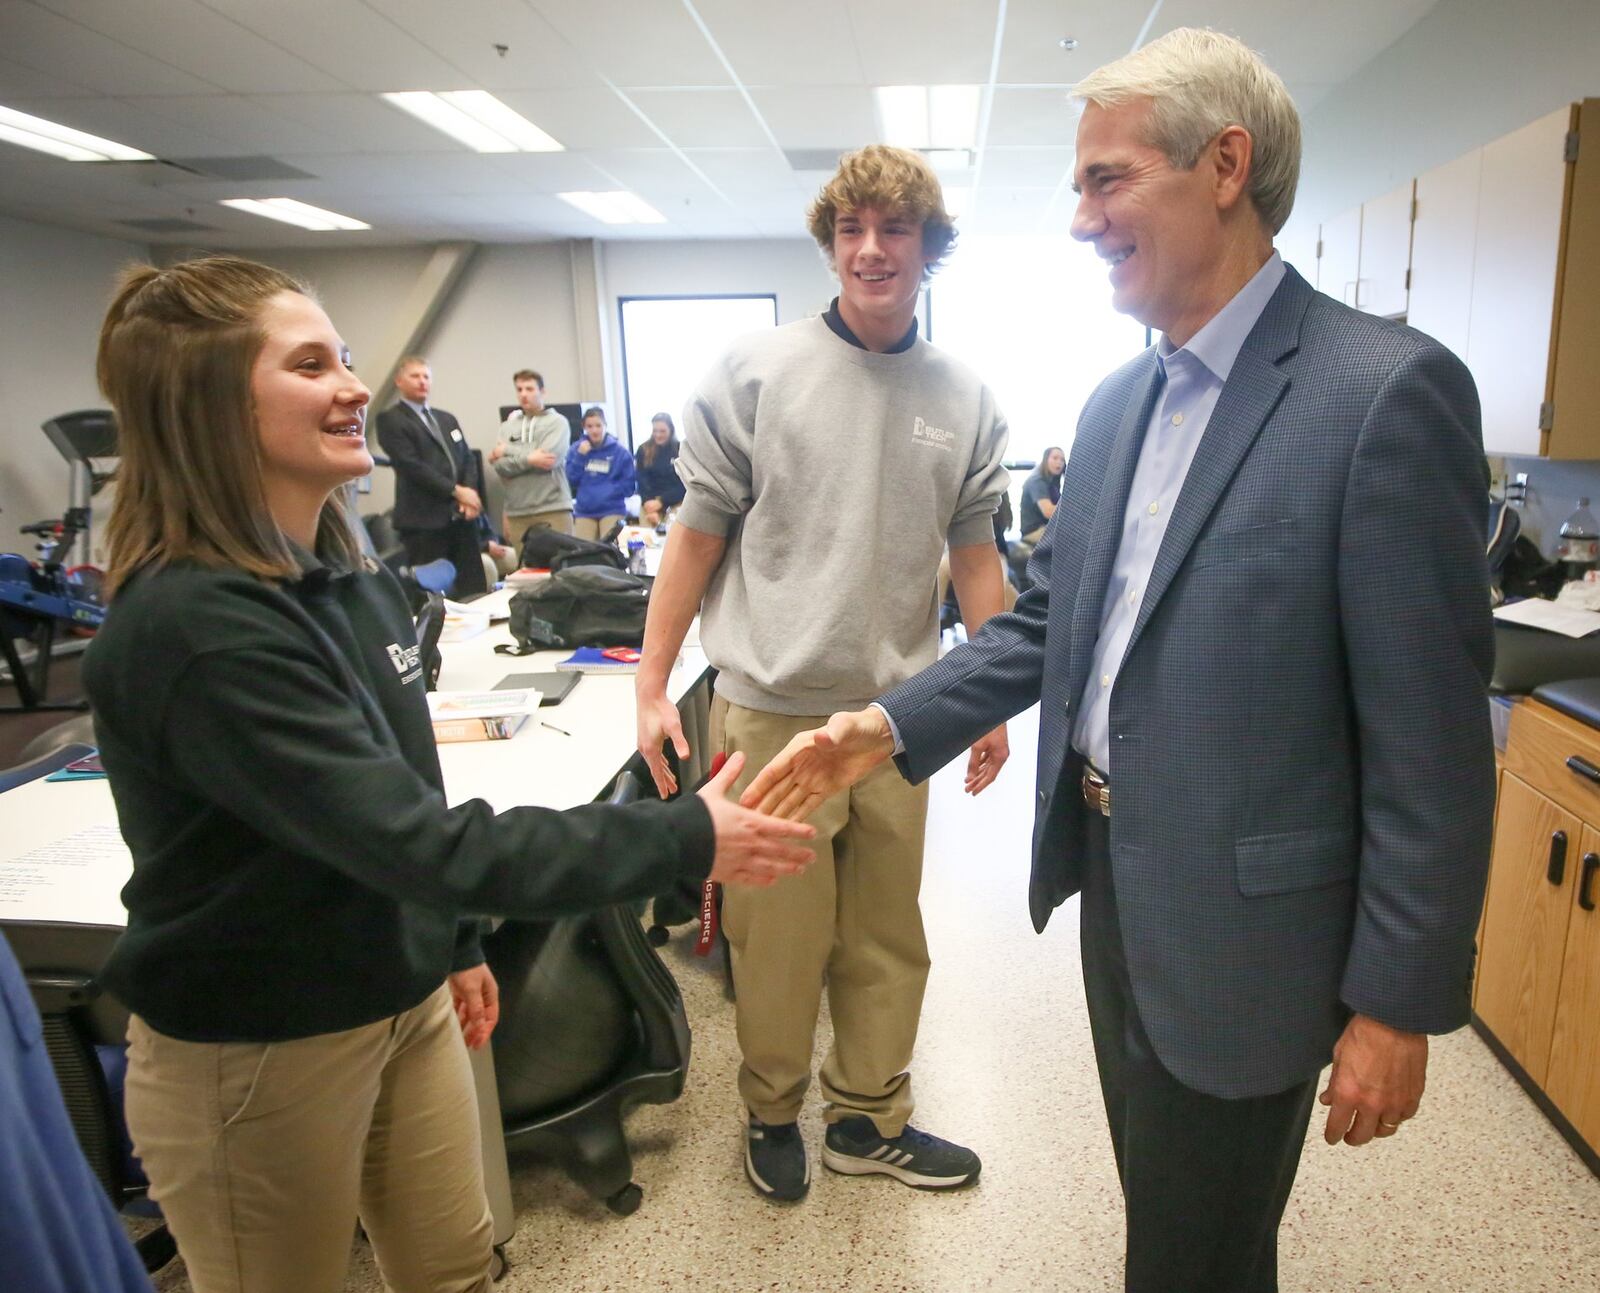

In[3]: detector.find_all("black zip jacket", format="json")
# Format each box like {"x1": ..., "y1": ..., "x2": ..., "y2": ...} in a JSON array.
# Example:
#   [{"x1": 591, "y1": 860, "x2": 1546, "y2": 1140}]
[{"x1": 83, "y1": 551, "x2": 713, "y2": 1042}]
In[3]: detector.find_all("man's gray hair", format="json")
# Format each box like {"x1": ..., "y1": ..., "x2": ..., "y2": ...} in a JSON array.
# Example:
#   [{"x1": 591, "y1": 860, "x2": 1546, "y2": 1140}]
[{"x1": 1071, "y1": 28, "x2": 1301, "y2": 234}]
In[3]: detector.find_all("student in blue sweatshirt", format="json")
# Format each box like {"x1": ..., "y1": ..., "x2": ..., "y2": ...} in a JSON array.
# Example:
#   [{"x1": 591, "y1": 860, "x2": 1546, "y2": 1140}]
[{"x1": 565, "y1": 406, "x2": 636, "y2": 540}]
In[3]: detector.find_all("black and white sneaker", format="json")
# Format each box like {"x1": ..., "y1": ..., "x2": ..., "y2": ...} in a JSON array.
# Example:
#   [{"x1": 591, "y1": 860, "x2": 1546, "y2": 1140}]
[
  {"x1": 744, "y1": 1114, "x2": 809, "y2": 1201},
  {"x1": 822, "y1": 1116, "x2": 981, "y2": 1190}
]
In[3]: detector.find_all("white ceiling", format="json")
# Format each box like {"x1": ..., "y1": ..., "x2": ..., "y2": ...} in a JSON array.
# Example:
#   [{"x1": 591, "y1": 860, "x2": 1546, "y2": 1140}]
[{"x1": 0, "y1": 0, "x2": 1440, "y2": 249}]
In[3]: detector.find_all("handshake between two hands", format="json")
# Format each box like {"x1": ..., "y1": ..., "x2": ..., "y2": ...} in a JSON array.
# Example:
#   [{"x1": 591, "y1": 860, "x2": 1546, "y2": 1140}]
[{"x1": 648, "y1": 699, "x2": 1008, "y2": 892}]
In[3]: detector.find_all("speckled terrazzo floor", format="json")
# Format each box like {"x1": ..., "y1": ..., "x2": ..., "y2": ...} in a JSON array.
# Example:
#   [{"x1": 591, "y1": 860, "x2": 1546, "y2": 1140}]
[{"x1": 147, "y1": 704, "x2": 1600, "y2": 1292}]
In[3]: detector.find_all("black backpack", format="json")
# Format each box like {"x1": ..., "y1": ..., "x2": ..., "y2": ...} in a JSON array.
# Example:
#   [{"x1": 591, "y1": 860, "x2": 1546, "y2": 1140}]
[
  {"x1": 519, "y1": 527, "x2": 626, "y2": 573},
  {"x1": 497, "y1": 566, "x2": 650, "y2": 654}
]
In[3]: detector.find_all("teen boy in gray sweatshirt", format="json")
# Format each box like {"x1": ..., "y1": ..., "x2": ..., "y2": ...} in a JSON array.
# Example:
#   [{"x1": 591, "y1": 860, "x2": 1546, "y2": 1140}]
[{"x1": 636, "y1": 145, "x2": 1010, "y2": 1202}]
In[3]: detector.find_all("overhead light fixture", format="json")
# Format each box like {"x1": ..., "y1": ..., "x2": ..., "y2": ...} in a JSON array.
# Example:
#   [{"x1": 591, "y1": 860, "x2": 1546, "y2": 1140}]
[
  {"x1": 220, "y1": 198, "x2": 370, "y2": 231},
  {"x1": 381, "y1": 91, "x2": 563, "y2": 153},
  {"x1": 556, "y1": 191, "x2": 666, "y2": 225},
  {"x1": 0, "y1": 104, "x2": 153, "y2": 162},
  {"x1": 874, "y1": 85, "x2": 980, "y2": 151}
]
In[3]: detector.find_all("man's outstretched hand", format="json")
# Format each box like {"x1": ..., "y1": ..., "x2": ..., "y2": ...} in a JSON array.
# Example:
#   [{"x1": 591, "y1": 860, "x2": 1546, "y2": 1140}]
[{"x1": 740, "y1": 708, "x2": 896, "y2": 821}]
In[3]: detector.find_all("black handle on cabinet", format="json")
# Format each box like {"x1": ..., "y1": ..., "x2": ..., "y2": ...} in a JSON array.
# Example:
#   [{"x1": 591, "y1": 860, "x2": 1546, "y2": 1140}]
[
  {"x1": 1567, "y1": 755, "x2": 1600, "y2": 786},
  {"x1": 1548, "y1": 831, "x2": 1568, "y2": 886},
  {"x1": 1580, "y1": 853, "x2": 1599, "y2": 913}
]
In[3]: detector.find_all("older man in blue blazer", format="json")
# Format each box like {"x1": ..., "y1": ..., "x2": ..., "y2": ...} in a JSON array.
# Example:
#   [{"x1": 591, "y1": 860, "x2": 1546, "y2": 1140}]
[{"x1": 743, "y1": 27, "x2": 1493, "y2": 1293}]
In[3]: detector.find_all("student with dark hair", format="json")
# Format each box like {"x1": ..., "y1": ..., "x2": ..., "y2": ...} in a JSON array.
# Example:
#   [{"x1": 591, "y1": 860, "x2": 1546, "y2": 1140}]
[
  {"x1": 565, "y1": 405, "x2": 636, "y2": 540},
  {"x1": 636, "y1": 412, "x2": 685, "y2": 527},
  {"x1": 1019, "y1": 445, "x2": 1064, "y2": 544},
  {"x1": 492, "y1": 367, "x2": 574, "y2": 546},
  {"x1": 85, "y1": 255, "x2": 814, "y2": 1293}
]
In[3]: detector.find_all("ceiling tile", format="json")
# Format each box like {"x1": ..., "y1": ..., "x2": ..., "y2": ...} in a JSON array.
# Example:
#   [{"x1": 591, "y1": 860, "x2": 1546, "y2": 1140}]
[
  {"x1": 625, "y1": 89, "x2": 770, "y2": 149},
  {"x1": 748, "y1": 86, "x2": 877, "y2": 151},
  {"x1": 0, "y1": 52, "x2": 95, "y2": 98},
  {"x1": 0, "y1": 94, "x2": 225, "y2": 157},
  {"x1": 196, "y1": 0, "x2": 467, "y2": 92},
  {"x1": 0, "y1": 0, "x2": 221, "y2": 94},
  {"x1": 995, "y1": 1, "x2": 1146, "y2": 85},
  {"x1": 243, "y1": 93, "x2": 464, "y2": 155},
  {"x1": 494, "y1": 88, "x2": 661, "y2": 151},
  {"x1": 844, "y1": 0, "x2": 995, "y2": 84},
  {"x1": 362, "y1": 0, "x2": 597, "y2": 91},
  {"x1": 528, "y1": 0, "x2": 731, "y2": 87},
  {"x1": 686, "y1": 0, "x2": 864, "y2": 86},
  {"x1": 681, "y1": 148, "x2": 799, "y2": 194},
  {"x1": 985, "y1": 87, "x2": 1077, "y2": 147},
  {"x1": 979, "y1": 146, "x2": 1073, "y2": 188},
  {"x1": 31, "y1": 0, "x2": 343, "y2": 94}
]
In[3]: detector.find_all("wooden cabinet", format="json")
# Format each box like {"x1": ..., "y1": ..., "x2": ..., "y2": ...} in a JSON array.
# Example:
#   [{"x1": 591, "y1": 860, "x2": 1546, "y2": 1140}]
[{"x1": 1479, "y1": 699, "x2": 1600, "y2": 1163}]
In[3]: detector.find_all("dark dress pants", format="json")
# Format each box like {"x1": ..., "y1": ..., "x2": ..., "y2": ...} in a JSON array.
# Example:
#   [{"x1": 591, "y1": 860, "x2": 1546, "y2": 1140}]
[
  {"x1": 399, "y1": 521, "x2": 487, "y2": 596},
  {"x1": 1079, "y1": 812, "x2": 1317, "y2": 1293}
]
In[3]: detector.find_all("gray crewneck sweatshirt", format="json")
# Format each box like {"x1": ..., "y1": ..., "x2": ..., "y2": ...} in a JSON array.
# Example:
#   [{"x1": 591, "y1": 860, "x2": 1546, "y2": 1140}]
[{"x1": 676, "y1": 314, "x2": 1009, "y2": 715}]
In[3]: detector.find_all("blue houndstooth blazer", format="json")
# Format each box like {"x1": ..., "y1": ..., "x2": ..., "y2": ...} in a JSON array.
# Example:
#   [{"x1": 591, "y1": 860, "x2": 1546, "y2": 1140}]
[{"x1": 881, "y1": 267, "x2": 1496, "y2": 1099}]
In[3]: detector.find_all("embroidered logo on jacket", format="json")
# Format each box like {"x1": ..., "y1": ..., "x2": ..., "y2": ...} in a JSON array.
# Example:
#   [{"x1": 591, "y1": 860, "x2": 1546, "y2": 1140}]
[
  {"x1": 912, "y1": 415, "x2": 955, "y2": 451},
  {"x1": 385, "y1": 642, "x2": 423, "y2": 684}
]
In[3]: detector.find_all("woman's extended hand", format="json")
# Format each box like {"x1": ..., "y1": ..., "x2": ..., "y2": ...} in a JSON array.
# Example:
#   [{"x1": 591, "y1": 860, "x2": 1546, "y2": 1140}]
[{"x1": 698, "y1": 751, "x2": 817, "y2": 887}]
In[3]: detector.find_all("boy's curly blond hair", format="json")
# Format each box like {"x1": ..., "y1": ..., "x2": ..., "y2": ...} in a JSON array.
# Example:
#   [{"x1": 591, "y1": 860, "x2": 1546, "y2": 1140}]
[{"x1": 806, "y1": 144, "x2": 957, "y2": 280}]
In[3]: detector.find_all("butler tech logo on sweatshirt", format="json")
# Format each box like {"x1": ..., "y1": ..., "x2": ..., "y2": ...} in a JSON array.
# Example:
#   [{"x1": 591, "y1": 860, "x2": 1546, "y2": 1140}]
[
  {"x1": 385, "y1": 641, "x2": 423, "y2": 684},
  {"x1": 912, "y1": 416, "x2": 956, "y2": 451}
]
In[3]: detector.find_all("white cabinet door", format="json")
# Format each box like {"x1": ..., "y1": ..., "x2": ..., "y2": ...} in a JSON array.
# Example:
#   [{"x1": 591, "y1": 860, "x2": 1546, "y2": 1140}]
[
  {"x1": 1357, "y1": 180, "x2": 1414, "y2": 317},
  {"x1": 1408, "y1": 148, "x2": 1482, "y2": 364},
  {"x1": 1319, "y1": 206, "x2": 1362, "y2": 307},
  {"x1": 1274, "y1": 216, "x2": 1321, "y2": 289},
  {"x1": 1468, "y1": 106, "x2": 1571, "y2": 456}
]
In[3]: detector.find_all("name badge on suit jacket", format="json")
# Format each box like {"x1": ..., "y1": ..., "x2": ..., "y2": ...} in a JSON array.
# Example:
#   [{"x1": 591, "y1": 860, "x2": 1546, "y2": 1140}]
[
  {"x1": 450, "y1": 427, "x2": 463, "y2": 443},
  {"x1": 586, "y1": 458, "x2": 612, "y2": 474}
]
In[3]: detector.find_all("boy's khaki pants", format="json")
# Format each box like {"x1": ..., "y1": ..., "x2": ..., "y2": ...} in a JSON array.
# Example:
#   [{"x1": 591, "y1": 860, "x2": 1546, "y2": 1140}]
[{"x1": 713, "y1": 694, "x2": 930, "y2": 1135}]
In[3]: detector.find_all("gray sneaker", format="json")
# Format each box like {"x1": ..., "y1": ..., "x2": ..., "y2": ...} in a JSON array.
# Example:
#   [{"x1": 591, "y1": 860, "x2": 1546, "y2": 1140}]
[
  {"x1": 745, "y1": 1114, "x2": 809, "y2": 1201},
  {"x1": 822, "y1": 1116, "x2": 981, "y2": 1189}
]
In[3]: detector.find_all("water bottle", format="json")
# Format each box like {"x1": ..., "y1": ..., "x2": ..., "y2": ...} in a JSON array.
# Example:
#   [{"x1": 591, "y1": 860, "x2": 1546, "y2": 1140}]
[
  {"x1": 1558, "y1": 498, "x2": 1599, "y2": 580},
  {"x1": 628, "y1": 539, "x2": 647, "y2": 576}
]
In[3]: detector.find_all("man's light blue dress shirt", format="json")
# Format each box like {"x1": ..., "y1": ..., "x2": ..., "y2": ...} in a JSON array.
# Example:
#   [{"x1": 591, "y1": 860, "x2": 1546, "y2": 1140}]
[{"x1": 1073, "y1": 252, "x2": 1286, "y2": 774}]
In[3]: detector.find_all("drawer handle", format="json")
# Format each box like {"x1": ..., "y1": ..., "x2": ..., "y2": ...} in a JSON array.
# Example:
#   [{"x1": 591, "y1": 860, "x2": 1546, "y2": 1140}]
[
  {"x1": 1566, "y1": 755, "x2": 1600, "y2": 785},
  {"x1": 1581, "y1": 854, "x2": 1600, "y2": 913},
  {"x1": 1548, "y1": 830, "x2": 1568, "y2": 886}
]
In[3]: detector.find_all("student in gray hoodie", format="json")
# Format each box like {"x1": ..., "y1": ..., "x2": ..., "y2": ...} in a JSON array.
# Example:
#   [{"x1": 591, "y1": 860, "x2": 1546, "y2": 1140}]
[{"x1": 491, "y1": 368, "x2": 573, "y2": 550}]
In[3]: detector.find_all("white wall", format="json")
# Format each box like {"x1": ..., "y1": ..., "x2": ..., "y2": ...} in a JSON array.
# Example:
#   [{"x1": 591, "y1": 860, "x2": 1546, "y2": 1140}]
[
  {"x1": 0, "y1": 214, "x2": 147, "y2": 561},
  {"x1": 1295, "y1": 0, "x2": 1600, "y2": 226}
]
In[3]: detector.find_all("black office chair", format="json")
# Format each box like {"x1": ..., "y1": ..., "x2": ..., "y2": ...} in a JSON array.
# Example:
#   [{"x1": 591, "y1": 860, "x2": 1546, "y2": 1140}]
[
  {"x1": 414, "y1": 592, "x2": 446, "y2": 692},
  {"x1": 487, "y1": 771, "x2": 692, "y2": 1216},
  {"x1": 0, "y1": 745, "x2": 177, "y2": 1274}
]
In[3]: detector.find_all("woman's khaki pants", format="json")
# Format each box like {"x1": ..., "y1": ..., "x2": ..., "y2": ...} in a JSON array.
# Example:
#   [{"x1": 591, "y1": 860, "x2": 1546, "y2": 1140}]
[{"x1": 124, "y1": 984, "x2": 494, "y2": 1293}]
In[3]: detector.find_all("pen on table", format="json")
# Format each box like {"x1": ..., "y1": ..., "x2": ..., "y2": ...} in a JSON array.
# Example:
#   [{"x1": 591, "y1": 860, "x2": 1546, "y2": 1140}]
[{"x1": 541, "y1": 720, "x2": 572, "y2": 737}]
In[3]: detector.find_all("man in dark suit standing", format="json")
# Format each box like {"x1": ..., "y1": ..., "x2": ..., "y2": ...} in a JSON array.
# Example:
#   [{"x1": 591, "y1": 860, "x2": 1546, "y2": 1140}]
[
  {"x1": 374, "y1": 355, "x2": 487, "y2": 594},
  {"x1": 742, "y1": 28, "x2": 1493, "y2": 1292}
]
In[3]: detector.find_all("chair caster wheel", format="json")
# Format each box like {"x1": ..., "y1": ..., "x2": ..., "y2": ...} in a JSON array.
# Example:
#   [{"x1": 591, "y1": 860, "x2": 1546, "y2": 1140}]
[
  {"x1": 605, "y1": 1182, "x2": 643, "y2": 1216},
  {"x1": 646, "y1": 924, "x2": 669, "y2": 947},
  {"x1": 491, "y1": 1244, "x2": 510, "y2": 1281}
]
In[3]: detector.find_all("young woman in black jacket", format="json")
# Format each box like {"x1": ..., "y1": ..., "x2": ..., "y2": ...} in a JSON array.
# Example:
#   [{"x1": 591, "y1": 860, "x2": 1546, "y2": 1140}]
[
  {"x1": 635, "y1": 411, "x2": 686, "y2": 527},
  {"x1": 86, "y1": 256, "x2": 812, "y2": 1293}
]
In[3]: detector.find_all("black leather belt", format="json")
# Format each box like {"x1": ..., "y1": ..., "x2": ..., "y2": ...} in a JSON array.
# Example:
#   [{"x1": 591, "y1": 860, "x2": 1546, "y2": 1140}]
[{"x1": 1082, "y1": 764, "x2": 1111, "y2": 817}]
